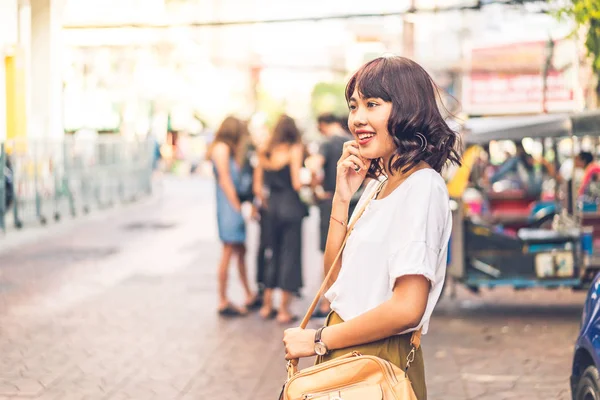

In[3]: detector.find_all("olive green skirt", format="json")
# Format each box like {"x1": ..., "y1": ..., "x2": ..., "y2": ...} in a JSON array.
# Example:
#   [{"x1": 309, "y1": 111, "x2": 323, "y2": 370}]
[{"x1": 315, "y1": 311, "x2": 427, "y2": 400}]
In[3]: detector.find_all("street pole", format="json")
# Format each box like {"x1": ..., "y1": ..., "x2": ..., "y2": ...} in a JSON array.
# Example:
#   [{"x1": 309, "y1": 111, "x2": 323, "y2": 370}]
[
  {"x1": 542, "y1": 37, "x2": 554, "y2": 114},
  {"x1": 402, "y1": 0, "x2": 416, "y2": 59},
  {"x1": 250, "y1": 63, "x2": 261, "y2": 115}
]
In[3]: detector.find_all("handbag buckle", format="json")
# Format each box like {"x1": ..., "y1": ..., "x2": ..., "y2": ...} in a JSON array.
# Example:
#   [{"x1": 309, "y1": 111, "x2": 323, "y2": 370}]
[
  {"x1": 286, "y1": 360, "x2": 298, "y2": 380},
  {"x1": 405, "y1": 347, "x2": 416, "y2": 372}
]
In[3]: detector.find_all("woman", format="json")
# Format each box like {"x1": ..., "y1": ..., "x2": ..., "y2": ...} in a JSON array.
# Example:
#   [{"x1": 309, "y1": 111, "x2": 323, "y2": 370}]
[
  {"x1": 254, "y1": 115, "x2": 308, "y2": 324},
  {"x1": 209, "y1": 116, "x2": 258, "y2": 317},
  {"x1": 282, "y1": 56, "x2": 461, "y2": 399},
  {"x1": 575, "y1": 151, "x2": 600, "y2": 197},
  {"x1": 489, "y1": 142, "x2": 550, "y2": 198}
]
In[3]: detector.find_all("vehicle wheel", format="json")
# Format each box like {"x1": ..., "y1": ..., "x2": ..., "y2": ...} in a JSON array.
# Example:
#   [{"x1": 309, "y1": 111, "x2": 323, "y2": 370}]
[{"x1": 576, "y1": 365, "x2": 600, "y2": 400}]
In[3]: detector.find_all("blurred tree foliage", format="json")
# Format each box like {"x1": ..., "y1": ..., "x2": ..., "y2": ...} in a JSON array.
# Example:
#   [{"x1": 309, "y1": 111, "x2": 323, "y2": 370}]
[
  {"x1": 311, "y1": 82, "x2": 348, "y2": 117},
  {"x1": 256, "y1": 87, "x2": 286, "y2": 128},
  {"x1": 558, "y1": 0, "x2": 600, "y2": 100}
]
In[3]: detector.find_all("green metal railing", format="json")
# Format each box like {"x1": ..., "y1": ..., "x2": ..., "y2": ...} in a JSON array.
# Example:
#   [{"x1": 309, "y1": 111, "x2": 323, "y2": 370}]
[{"x1": 0, "y1": 136, "x2": 153, "y2": 234}]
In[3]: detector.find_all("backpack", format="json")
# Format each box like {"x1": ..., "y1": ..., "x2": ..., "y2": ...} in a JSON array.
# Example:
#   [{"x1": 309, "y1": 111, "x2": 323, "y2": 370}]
[{"x1": 237, "y1": 155, "x2": 254, "y2": 203}]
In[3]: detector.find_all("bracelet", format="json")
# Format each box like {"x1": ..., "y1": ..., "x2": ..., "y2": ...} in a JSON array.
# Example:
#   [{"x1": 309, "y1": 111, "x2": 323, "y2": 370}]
[{"x1": 330, "y1": 215, "x2": 347, "y2": 227}]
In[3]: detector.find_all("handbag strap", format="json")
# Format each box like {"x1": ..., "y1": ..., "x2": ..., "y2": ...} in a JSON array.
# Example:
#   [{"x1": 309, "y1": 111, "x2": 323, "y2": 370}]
[
  {"x1": 288, "y1": 179, "x2": 423, "y2": 373},
  {"x1": 297, "y1": 180, "x2": 384, "y2": 330}
]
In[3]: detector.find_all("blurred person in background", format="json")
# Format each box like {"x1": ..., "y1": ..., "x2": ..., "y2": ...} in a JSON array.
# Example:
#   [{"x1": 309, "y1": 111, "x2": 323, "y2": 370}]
[
  {"x1": 151, "y1": 135, "x2": 162, "y2": 173},
  {"x1": 3, "y1": 154, "x2": 14, "y2": 210},
  {"x1": 306, "y1": 113, "x2": 352, "y2": 319},
  {"x1": 209, "y1": 116, "x2": 259, "y2": 317},
  {"x1": 575, "y1": 151, "x2": 600, "y2": 198},
  {"x1": 489, "y1": 141, "x2": 555, "y2": 198},
  {"x1": 254, "y1": 114, "x2": 308, "y2": 324},
  {"x1": 283, "y1": 57, "x2": 461, "y2": 399},
  {"x1": 253, "y1": 168, "x2": 269, "y2": 307},
  {"x1": 248, "y1": 113, "x2": 271, "y2": 307}
]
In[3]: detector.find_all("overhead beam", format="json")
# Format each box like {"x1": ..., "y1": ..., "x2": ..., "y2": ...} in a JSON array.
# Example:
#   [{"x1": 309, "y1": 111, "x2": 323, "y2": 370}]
[{"x1": 62, "y1": 1, "x2": 552, "y2": 30}]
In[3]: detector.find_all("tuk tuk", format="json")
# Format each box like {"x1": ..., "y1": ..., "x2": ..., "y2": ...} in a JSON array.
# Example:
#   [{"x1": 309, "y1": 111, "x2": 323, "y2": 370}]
[{"x1": 446, "y1": 110, "x2": 600, "y2": 293}]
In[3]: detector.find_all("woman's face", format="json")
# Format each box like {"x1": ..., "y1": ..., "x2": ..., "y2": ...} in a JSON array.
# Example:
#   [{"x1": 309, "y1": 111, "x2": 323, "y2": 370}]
[
  {"x1": 347, "y1": 89, "x2": 395, "y2": 161},
  {"x1": 575, "y1": 156, "x2": 585, "y2": 169}
]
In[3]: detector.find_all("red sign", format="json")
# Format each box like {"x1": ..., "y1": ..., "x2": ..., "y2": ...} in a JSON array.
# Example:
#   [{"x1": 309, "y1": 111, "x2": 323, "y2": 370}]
[{"x1": 462, "y1": 40, "x2": 579, "y2": 115}]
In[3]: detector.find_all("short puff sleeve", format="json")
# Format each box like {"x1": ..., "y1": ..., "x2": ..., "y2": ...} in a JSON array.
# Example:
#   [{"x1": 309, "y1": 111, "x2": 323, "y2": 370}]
[{"x1": 387, "y1": 176, "x2": 448, "y2": 291}]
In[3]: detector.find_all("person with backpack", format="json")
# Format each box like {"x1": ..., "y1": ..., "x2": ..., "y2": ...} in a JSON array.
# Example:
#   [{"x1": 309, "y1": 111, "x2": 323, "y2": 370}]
[{"x1": 254, "y1": 114, "x2": 308, "y2": 324}]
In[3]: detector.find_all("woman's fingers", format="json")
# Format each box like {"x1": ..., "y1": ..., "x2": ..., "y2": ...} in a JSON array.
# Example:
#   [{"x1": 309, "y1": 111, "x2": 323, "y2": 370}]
[
  {"x1": 339, "y1": 142, "x2": 367, "y2": 171},
  {"x1": 343, "y1": 140, "x2": 357, "y2": 149},
  {"x1": 341, "y1": 140, "x2": 357, "y2": 155},
  {"x1": 345, "y1": 155, "x2": 368, "y2": 171},
  {"x1": 343, "y1": 140, "x2": 368, "y2": 163},
  {"x1": 339, "y1": 158, "x2": 365, "y2": 174},
  {"x1": 345, "y1": 142, "x2": 360, "y2": 154}
]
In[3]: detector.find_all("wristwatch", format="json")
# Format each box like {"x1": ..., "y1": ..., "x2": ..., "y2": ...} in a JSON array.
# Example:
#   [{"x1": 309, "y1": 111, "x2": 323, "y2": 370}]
[{"x1": 314, "y1": 326, "x2": 329, "y2": 356}]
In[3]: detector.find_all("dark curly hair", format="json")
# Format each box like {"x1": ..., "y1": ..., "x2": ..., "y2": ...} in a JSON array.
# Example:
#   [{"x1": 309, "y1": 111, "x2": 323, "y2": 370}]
[{"x1": 345, "y1": 56, "x2": 461, "y2": 177}]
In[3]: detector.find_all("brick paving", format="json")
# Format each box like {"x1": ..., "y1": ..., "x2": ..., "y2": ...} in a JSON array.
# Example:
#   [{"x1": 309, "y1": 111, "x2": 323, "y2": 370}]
[{"x1": 0, "y1": 176, "x2": 587, "y2": 399}]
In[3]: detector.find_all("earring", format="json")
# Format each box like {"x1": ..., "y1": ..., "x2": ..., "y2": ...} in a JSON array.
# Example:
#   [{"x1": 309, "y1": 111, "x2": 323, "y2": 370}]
[{"x1": 415, "y1": 132, "x2": 427, "y2": 151}]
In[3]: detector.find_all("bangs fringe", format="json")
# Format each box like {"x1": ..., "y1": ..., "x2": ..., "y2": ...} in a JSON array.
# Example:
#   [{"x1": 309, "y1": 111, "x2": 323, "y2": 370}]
[{"x1": 345, "y1": 58, "x2": 392, "y2": 102}]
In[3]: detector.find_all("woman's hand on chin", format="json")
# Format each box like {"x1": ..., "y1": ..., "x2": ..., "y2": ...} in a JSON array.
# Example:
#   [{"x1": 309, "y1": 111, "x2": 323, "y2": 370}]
[{"x1": 335, "y1": 141, "x2": 371, "y2": 203}]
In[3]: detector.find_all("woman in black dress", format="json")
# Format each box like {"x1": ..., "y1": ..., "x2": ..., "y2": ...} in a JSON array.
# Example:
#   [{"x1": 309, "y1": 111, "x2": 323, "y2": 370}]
[{"x1": 254, "y1": 115, "x2": 308, "y2": 324}]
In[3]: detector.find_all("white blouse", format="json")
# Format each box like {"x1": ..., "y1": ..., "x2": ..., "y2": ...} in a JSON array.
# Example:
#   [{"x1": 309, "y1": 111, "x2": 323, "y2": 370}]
[{"x1": 324, "y1": 169, "x2": 452, "y2": 335}]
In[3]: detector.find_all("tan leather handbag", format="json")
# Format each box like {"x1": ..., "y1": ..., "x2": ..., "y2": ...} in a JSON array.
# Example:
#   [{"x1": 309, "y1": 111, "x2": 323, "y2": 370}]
[{"x1": 280, "y1": 180, "x2": 422, "y2": 400}]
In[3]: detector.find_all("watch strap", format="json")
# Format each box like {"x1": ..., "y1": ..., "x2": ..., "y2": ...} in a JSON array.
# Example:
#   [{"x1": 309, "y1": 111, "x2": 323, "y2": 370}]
[{"x1": 315, "y1": 326, "x2": 326, "y2": 343}]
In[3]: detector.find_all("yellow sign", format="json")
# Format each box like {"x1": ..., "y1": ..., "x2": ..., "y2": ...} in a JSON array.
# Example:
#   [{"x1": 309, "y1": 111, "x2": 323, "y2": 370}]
[
  {"x1": 447, "y1": 144, "x2": 482, "y2": 199},
  {"x1": 5, "y1": 46, "x2": 27, "y2": 147}
]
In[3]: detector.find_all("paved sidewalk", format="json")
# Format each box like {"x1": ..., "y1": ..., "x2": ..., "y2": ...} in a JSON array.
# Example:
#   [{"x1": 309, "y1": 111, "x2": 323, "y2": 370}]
[{"x1": 0, "y1": 176, "x2": 586, "y2": 399}]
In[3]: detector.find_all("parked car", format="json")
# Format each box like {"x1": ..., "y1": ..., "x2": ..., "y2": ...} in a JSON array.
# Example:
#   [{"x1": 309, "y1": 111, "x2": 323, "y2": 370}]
[{"x1": 572, "y1": 272, "x2": 600, "y2": 399}]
